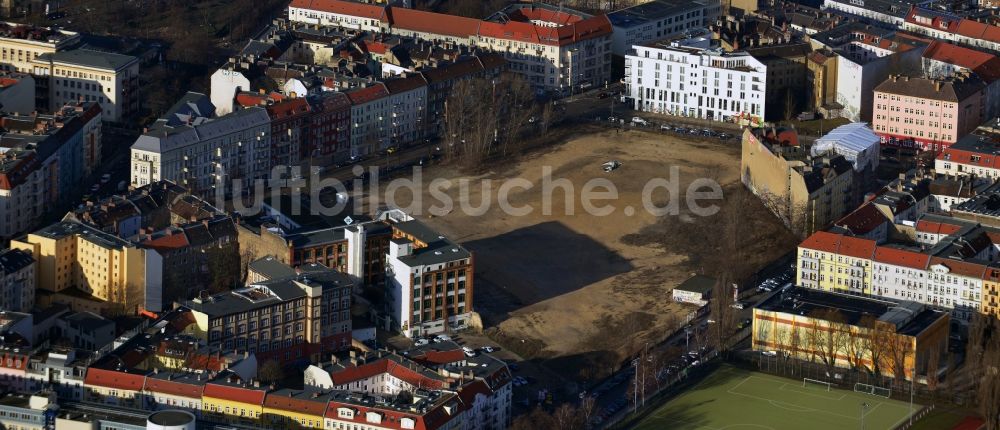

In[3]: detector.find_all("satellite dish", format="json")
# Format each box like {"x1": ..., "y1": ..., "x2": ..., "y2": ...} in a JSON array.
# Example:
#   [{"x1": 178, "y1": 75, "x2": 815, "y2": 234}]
[{"x1": 344, "y1": 216, "x2": 354, "y2": 225}]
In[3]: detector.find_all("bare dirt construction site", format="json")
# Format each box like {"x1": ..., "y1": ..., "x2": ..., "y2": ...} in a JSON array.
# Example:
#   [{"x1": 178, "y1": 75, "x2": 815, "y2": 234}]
[{"x1": 370, "y1": 126, "x2": 797, "y2": 382}]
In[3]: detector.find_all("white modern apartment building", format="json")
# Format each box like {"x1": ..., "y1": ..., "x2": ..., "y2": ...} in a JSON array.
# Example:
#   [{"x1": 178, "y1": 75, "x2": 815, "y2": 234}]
[
  {"x1": 31, "y1": 49, "x2": 140, "y2": 123},
  {"x1": 608, "y1": 0, "x2": 721, "y2": 55},
  {"x1": 130, "y1": 92, "x2": 272, "y2": 197},
  {"x1": 0, "y1": 249, "x2": 34, "y2": 312},
  {"x1": 626, "y1": 42, "x2": 767, "y2": 122}
]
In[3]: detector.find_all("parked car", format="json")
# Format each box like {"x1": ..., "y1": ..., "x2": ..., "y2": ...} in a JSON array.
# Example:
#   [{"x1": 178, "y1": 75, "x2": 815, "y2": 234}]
[
  {"x1": 660, "y1": 124, "x2": 673, "y2": 131},
  {"x1": 433, "y1": 334, "x2": 451, "y2": 342},
  {"x1": 481, "y1": 346, "x2": 496, "y2": 353},
  {"x1": 462, "y1": 346, "x2": 476, "y2": 357},
  {"x1": 731, "y1": 301, "x2": 746, "y2": 310},
  {"x1": 631, "y1": 117, "x2": 648, "y2": 126},
  {"x1": 762, "y1": 350, "x2": 778, "y2": 357}
]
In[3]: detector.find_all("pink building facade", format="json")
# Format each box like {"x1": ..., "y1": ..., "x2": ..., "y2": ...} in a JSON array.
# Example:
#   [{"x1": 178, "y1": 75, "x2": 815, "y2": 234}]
[{"x1": 872, "y1": 74, "x2": 986, "y2": 151}]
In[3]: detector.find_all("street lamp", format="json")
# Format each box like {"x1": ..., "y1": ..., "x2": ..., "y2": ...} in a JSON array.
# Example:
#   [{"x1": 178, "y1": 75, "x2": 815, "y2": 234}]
[{"x1": 860, "y1": 402, "x2": 869, "y2": 430}]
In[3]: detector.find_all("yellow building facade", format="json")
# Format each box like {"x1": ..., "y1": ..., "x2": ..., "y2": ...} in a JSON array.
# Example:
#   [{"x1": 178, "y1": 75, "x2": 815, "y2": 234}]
[
  {"x1": 753, "y1": 287, "x2": 950, "y2": 381},
  {"x1": 796, "y1": 231, "x2": 876, "y2": 295},
  {"x1": 10, "y1": 221, "x2": 161, "y2": 315}
]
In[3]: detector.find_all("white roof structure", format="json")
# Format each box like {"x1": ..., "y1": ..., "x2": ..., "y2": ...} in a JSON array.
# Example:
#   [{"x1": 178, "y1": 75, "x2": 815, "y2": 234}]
[{"x1": 811, "y1": 122, "x2": 880, "y2": 172}]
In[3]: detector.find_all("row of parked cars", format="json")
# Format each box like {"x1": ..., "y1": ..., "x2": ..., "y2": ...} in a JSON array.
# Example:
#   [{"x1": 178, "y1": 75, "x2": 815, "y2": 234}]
[
  {"x1": 757, "y1": 265, "x2": 795, "y2": 293},
  {"x1": 600, "y1": 115, "x2": 735, "y2": 140}
]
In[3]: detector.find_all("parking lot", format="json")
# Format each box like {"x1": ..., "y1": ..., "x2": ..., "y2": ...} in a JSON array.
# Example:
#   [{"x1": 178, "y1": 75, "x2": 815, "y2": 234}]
[{"x1": 600, "y1": 115, "x2": 739, "y2": 141}]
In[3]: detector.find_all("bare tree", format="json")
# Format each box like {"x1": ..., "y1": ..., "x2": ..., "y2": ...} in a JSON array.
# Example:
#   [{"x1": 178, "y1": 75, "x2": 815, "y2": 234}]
[
  {"x1": 925, "y1": 343, "x2": 941, "y2": 400},
  {"x1": 258, "y1": 359, "x2": 285, "y2": 385},
  {"x1": 540, "y1": 101, "x2": 555, "y2": 136},
  {"x1": 579, "y1": 396, "x2": 599, "y2": 429},
  {"x1": 813, "y1": 308, "x2": 848, "y2": 375},
  {"x1": 552, "y1": 403, "x2": 584, "y2": 430},
  {"x1": 709, "y1": 273, "x2": 737, "y2": 356},
  {"x1": 859, "y1": 314, "x2": 885, "y2": 378}
]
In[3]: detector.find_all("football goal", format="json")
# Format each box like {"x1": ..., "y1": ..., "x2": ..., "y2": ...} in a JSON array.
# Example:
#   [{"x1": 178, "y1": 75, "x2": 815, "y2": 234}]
[
  {"x1": 854, "y1": 383, "x2": 891, "y2": 398},
  {"x1": 803, "y1": 378, "x2": 832, "y2": 391}
]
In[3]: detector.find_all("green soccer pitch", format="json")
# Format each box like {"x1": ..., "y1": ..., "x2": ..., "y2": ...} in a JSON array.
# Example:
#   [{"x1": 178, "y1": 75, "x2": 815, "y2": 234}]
[{"x1": 631, "y1": 364, "x2": 918, "y2": 430}]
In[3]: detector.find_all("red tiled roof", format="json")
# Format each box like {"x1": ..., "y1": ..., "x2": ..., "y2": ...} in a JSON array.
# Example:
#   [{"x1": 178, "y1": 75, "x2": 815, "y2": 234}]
[
  {"x1": 266, "y1": 97, "x2": 311, "y2": 119},
  {"x1": 144, "y1": 376, "x2": 205, "y2": 398},
  {"x1": 838, "y1": 235, "x2": 878, "y2": 259},
  {"x1": 923, "y1": 41, "x2": 1000, "y2": 83},
  {"x1": 324, "y1": 399, "x2": 454, "y2": 430},
  {"x1": 938, "y1": 146, "x2": 1000, "y2": 170},
  {"x1": 873, "y1": 246, "x2": 930, "y2": 270},
  {"x1": 411, "y1": 349, "x2": 465, "y2": 365},
  {"x1": 141, "y1": 232, "x2": 189, "y2": 251},
  {"x1": 905, "y1": 6, "x2": 960, "y2": 33},
  {"x1": 799, "y1": 231, "x2": 877, "y2": 259},
  {"x1": 84, "y1": 368, "x2": 146, "y2": 392},
  {"x1": 0, "y1": 77, "x2": 19, "y2": 88},
  {"x1": 363, "y1": 40, "x2": 388, "y2": 55},
  {"x1": 203, "y1": 382, "x2": 267, "y2": 405},
  {"x1": 834, "y1": 202, "x2": 888, "y2": 235},
  {"x1": 916, "y1": 219, "x2": 964, "y2": 236},
  {"x1": 388, "y1": 7, "x2": 481, "y2": 38},
  {"x1": 346, "y1": 84, "x2": 389, "y2": 105},
  {"x1": 799, "y1": 231, "x2": 846, "y2": 252},
  {"x1": 289, "y1": 0, "x2": 387, "y2": 20},
  {"x1": 929, "y1": 256, "x2": 988, "y2": 278},
  {"x1": 956, "y1": 19, "x2": 1000, "y2": 44},
  {"x1": 264, "y1": 392, "x2": 329, "y2": 416},
  {"x1": 328, "y1": 358, "x2": 446, "y2": 389}
]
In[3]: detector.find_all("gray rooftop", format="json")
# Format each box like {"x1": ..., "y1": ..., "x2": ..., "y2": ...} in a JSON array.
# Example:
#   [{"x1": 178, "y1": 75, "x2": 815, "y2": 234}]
[
  {"x1": 31, "y1": 221, "x2": 132, "y2": 250},
  {"x1": 36, "y1": 48, "x2": 137, "y2": 71},
  {"x1": 393, "y1": 220, "x2": 471, "y2": 267},
  {"x1": 184, "y1": 269, "x2": 352, "y2": 318},
  {"x1": 0, "y1": 248, "x2": 33, "y2": 274},
  {"x1": 608, "y1": 0, "x2": 711, "y2": 28}
]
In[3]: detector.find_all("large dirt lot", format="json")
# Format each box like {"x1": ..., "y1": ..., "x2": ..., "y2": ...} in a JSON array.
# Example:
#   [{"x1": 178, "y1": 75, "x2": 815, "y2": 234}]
[{"x1": 367, "y1": 127, "x2": 796, "y2": 381}]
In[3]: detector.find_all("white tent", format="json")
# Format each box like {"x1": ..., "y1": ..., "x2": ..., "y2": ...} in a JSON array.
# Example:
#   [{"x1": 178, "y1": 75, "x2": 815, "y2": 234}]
[{"x1": 811, "y1": 122, "x2": 880, "y2": 172}]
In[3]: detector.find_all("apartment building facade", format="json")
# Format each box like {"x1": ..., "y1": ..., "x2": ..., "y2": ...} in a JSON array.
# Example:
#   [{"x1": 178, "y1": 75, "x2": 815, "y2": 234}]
[
  {"x1": 0, "y1": 102, "x2": 102, "y2": 239},
  {"x1": 130, "y1": 92, "x2": 273, "y2": 197},
  {"x1": 182, "y1": 266, "x2": 353, "y2": 362},
  {"x1": 796, "y1": 214, "x2": 1000, "y2": 323},
  {"x1": 627, "y1": 43, "x2": 767, "y2": 124},
  {"x1": 872, "y1": 74, "x2": 986, "y2": 151},
  {"x1": 810, "y1": 23, "x2": 927, "y2": 122},
  {"x1": 903, "y1": 6, "x2": 1000, "y2": 54},
  {"x1": 30, "y1": 49, "x2": 139, "y2": 123},
  {"x1": 0, "y1": 248, "x2": 33, "y2": 312},
  {"x1": 288, "y1": 0, "x2": 612, "y2": 92},
  {"x1": 0, "y1": 23, "x2": 80, "y2": 73},
  {"x1": 935, "y1": 120, "x2": 1000, "y2": 178},
  {"x1": 345, "y1": 84, "x2": 391, "y2": 158},
  {"x1": 384, "y1": 213, "x2": 473, "y2": 338},
  {"x1": 10, "y1": 220, "x2": 163, "y2": 315}
]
